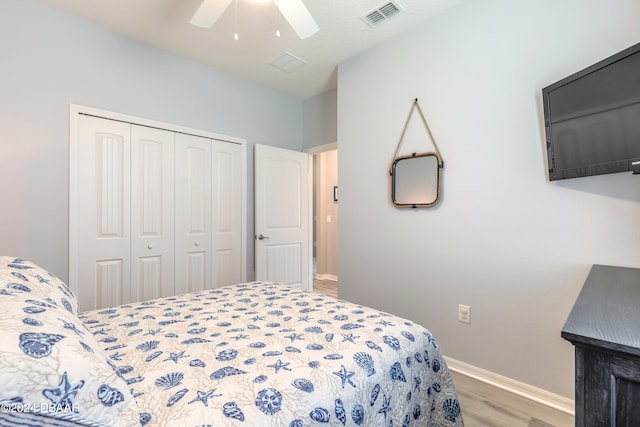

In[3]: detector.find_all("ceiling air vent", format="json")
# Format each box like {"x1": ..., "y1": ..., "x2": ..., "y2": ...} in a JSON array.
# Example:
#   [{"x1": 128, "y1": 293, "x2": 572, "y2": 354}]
[
  {"x1": 361, "y1": 1, "x2": 403, "y2": 27},
  {"x1": 270, "y1": 52, "x2": 307, "y2": 73}
]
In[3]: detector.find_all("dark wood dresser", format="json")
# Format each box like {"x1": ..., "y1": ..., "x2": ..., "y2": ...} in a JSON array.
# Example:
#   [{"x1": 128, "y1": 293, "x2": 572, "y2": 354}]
[{"x1": 562, "y1": 264, "x2": 640, "y2": 426}]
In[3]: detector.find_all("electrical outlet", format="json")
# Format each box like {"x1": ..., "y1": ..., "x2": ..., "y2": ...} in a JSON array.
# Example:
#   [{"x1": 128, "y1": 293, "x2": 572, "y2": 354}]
[{"x1": 458, "y1": 304, "x2": 470, "y2": 324}]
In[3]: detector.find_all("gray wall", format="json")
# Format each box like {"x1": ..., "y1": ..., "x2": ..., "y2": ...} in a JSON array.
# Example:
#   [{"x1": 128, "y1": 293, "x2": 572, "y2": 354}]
[
  {"x1": 0, "y1": 0, "x2": 303, "y2": 282},
  {"x1": 338, "y1": 0, "x2": 640, "y2": 399},
  {"x1": 303, "y1": 89, "x2": 337, "y2": 150}
]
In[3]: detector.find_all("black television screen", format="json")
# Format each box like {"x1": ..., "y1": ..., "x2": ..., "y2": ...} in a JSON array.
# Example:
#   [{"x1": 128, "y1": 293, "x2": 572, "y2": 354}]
[{"x1": 542, "y1": 42, "x2": 640, "y2": 181}]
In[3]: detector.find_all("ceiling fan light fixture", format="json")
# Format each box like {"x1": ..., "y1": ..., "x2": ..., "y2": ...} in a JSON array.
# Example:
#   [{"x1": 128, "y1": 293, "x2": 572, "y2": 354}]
[
  {"x1": 190, "y1": 0, "x2": 318, "y2": 40},
  {"x1": 190, "y1": 0, "x2": 233, "y2": 28},
  {"x1": 275, "y1": 0, "x2": 319, "y2": 39}
]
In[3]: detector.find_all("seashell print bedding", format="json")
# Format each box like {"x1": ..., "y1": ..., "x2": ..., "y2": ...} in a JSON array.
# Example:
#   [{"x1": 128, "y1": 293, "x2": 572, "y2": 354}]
[
  {"x1": 80, "y1": 282, "x2": 464, "y2": 426},
  {"x1": 0, "y1": 257, "x2": 140, "y2": 426},
  {"x1": 0, "y1": 256, "x2": 463, "y2": 426}
]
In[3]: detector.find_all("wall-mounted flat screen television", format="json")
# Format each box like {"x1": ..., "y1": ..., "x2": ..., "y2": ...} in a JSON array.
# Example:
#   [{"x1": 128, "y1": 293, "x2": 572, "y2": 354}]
[{"x1": 542, "y1": 42, "x2": 640, "y2": 181}]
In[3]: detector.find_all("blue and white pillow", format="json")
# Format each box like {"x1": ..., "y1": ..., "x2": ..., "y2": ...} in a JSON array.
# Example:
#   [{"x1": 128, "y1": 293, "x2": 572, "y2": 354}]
[
  {"x1": 0, "y1": 257, "x2": 141, "y2": 426},
  {"x1": 0, "y1": 257, "x2": 78, "y2": 315}
]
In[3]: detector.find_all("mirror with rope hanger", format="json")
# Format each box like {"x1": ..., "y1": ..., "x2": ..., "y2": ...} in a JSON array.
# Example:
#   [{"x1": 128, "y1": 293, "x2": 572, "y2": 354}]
[{"x1": 389, "y1": 98, "x2": 444, "y2": 208}]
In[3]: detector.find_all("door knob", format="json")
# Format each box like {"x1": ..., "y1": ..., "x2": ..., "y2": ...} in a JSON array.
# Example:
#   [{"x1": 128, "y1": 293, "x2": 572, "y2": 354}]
[
  {"x1": 147, "y1": 243, "x2": 153, "y2": 250},
  {"x1": 194, "y1": 241, "x2": 200, "y2": 247},
  {"x1": 256, "y1": 234, "x2": 269, "y2": 240}
]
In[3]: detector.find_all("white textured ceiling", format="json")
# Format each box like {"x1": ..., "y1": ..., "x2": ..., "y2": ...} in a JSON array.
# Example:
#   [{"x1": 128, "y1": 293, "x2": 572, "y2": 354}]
[{"x1": 37, "y1": 0, "x2": 463, "y2": 100}]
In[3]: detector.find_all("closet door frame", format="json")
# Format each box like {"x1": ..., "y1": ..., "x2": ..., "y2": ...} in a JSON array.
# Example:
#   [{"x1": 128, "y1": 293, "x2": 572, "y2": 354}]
[{"x1": 69, "y1": 104, "x2": 247, "y2": 301}]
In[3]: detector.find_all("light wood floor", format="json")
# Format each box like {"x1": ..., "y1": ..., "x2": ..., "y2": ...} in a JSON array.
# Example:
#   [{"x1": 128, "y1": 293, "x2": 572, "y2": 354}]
[
  {"x1": 312, "y1": 279, "x2": 574, "y2": 427},
  {"x1": 451, "y1": 372, "x2": 574, "y2": 427}
]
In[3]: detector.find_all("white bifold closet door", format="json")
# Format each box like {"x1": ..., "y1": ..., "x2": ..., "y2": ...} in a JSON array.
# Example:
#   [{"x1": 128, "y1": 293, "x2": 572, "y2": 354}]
[
  {"x1": 74, "y1": 114, "x2": 242, "y2": 311},
  {"x1": 130, "y1": 125, "x2": 175, "y2": 303},
  {"x1": 175, "y1": 133, "x2": 212, "y2": 294}
]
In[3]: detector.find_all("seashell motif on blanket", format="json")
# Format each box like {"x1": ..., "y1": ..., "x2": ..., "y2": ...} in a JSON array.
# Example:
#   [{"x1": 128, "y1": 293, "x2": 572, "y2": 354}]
[
  {"x1": 11, "y1": 272, "x2": 28, "y2": 281},
  {"x1": 19, "y1": 332, "x2": 65, "y2": 358},
  {"x1": 8, "y1": 263, "x2": 34, "y2": 270},
  {"x1": 390, "y1": 362, "x2": 407, "y2": 382},
  {"x1": 6, "y1": 283, "x2": 31, "y2": 292},
  {"x1": 210, "y1": 366, "x2": 247, "y2": 380},
  {"x1": 139, "y1": 412, "x2": 152, "y2": 426},
  {"x1": 223, "y1": 402, "x2": 245, "y2": 421},
  {"x1": 383, "y1": 335, "x2": 401, "y2": 351},
  {"x1": 309, "y1": 407, "x2": 330, "y2": 423},
  {"x1": 189, "y1": 359, "x2": 206, "y2": 368},
  {"x1": 255, "y1": 388, "x2": 282, "y2": 415},
  {"x1": 291, "y1": 378, "x2": 314, "y2": 393},
  {"x1": 167, "y1": 388, "x2": 188, "y2": 407},
  {"x1": 443, "y1": 398, "x2": 461, "y2": 422},
  {"x1": 352, "y1": 403, "x2": 365, "y2": 425},
  {"x1": 97, "y1": 384, "x2": 125, "y2": 407},
  {"x1": 155, "y1": 372, "x2": 184, "y2": 390},
  {"x1": 22, "y1": 317, "x2": 43, "y2": 326},
  {"x1": 335, "y1": 399, "x2": 346, "y2": 425},
  {"x1": 401, "y1": 331, "x2": 416, "y2": 342},
  {"x1": 365, "y1": 340, "x2": 383, "y2": 352},
  {"x1": 370, "y1": 383, "x2": 380, "y2": 406},
  {"x1": 23, "y1": 306, "x2": 45, "y2": 314},
  {"x1": 136, "y1": 341, "x2": 160, "y2": 352},
  {"x1": 353, "y1": 352, "x2": 376, "y2": 377}
]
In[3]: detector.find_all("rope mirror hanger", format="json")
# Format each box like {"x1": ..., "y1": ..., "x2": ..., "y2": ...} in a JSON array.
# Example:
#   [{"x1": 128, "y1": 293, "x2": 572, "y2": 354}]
[{"x1": 389, "y1": 98, "x2": 444, "y2": 208}]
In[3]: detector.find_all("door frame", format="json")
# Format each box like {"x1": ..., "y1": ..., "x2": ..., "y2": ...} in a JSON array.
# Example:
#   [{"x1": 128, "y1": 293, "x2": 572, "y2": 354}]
[
  {"x1": 305, "y1": 142, "x2": 338, "y2": 283},
  {"x1": 68, "y1": 104, "x2": 247, "y2": 293}
]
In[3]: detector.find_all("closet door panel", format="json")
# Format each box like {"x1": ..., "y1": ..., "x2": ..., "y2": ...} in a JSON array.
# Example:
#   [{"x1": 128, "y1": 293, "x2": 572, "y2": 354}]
[
  {"x1": 130, "y1": 125, "x2": 175, "y2": 301},
  {"x1": 76, "y1": 115, "x2": 131, "y2": 311},
  {"x1": 212, "y1": 141, "x2": 243, "y2": 287},
  {"x1": 175, "y1": 133, "x2": 212, "y2": 294},
  {"x1": 72, "y1": 108, "x2": 245, "y2": 310}
]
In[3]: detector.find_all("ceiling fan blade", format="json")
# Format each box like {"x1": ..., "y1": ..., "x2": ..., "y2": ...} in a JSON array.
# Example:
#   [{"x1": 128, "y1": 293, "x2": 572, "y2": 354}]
[
  {"x1": 190, "y1": 0, "x2": 233, "y2": 28},
  {"x1": 275, "y1": 0, "x2": 319, "y2": 39}
]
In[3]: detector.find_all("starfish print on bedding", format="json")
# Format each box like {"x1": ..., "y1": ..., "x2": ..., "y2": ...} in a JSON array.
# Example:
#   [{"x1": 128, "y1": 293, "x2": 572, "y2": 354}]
[
  {"x1": 268, "y1": 359, "x2": 291, "y2": 373},
  {"x1": 231, "y1": 334, "x2": 249, "y2": 341},
  {"x1": 31, "y1": 274, "x2": 50, "y2": 284},
  {"x1": 333, "y1": 365, "x2": 356, "y2": 388},
  {"x1": 188, "y1": 389, "x2": 221, "y2": 406},
  {"x1": 284, "y1": 333, "x2": 304, "y2": 343},
  {"x1": 58, "y1": 319, "x2": 84, "y2": 336},
  {"x1": 43, "y1": 372, "x2": 84, "y2": 407},
  {"x1": 341, "y1": 333, "x2": 359, "y2": 343},
  {"x1": 378, "y1": 395, "x2": 391, "y2": 419},
  {"x1": 164, "y1": 351, "x2": 188, "y2": 363}
]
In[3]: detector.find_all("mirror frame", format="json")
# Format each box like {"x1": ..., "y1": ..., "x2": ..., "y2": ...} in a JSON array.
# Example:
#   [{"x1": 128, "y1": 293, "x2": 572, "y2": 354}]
[{"x1": 390, "y1": 151, "x2": 443, "y2": 208}]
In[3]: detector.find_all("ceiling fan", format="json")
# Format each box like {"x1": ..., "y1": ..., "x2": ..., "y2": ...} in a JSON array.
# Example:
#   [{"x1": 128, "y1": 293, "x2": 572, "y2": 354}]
[{"x1": 190, "y1": 0, "x2": 319, "y2": 39}]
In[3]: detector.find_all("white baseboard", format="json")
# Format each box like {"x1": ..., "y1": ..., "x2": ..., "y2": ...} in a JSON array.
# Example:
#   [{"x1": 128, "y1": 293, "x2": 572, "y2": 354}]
[
  {"x1": 314, "y1": 274, "x2": 337, "y2": 281},
  {"x1": 445, "y1": 356, "x2": 575, "y2": 416}
]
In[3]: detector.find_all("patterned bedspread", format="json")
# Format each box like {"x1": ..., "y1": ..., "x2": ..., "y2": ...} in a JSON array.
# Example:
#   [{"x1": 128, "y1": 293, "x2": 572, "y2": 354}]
[{"x1": 80, "y1": 282, "x2": 464, "y2": 427}]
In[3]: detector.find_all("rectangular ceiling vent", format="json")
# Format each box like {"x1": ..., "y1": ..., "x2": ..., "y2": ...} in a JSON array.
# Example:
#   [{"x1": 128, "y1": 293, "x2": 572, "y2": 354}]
[
  {"x1": 361, "y1": 1, "x2": 403, "y2": 27},
  {"x1": 270, "y1": 52, "x2": 307, "y2": 73}
]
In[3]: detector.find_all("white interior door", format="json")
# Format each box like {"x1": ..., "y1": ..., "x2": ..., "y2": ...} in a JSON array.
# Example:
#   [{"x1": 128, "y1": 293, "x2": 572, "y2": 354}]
[
  {"x1": 75, "y1": 115, "x2": 132, "y2": 310},
  {"x1": 175, "y1": 133, "x2": 212, "y2": 294},
  {"x1": 130, "y1": 125, "x2": 175, "y2": 302},
  {"x1": 254, "y1": 144, "x2": 312, "y2": 291},
  {"x1": 212, "y1": 140, "x2": 244, "y2": 287}
]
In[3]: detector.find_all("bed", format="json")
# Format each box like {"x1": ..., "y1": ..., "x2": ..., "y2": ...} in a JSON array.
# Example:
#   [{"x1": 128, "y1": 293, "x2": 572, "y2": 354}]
[{"x1": 0, "y1": 257, "x2": 464, "y2": 426}]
